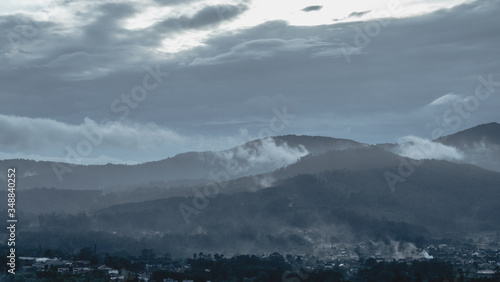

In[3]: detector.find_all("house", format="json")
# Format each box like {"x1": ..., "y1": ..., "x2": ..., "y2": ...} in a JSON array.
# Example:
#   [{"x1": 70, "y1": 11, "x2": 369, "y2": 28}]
[
  {"x1": 74, "y1": 260, "x2": 91, "y2": 267},
  {"x1": 109, "y1": 269, "x2": 119, "y2": 276},
  {"x1": 72, "y1": 267, "x2": 92, "y2": 274},
  {"x1": 57, "y1": 267, "x2": 70, "y2": 274},
  {"x1": 46, "y1": 259, "x2": 68, "y2": 269},
  {"x1": 98, "y1": 265, "x2": 112, "y2": 271}
]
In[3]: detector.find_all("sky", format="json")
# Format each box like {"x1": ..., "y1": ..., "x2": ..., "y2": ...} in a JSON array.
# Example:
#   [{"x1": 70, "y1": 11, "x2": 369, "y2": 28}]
[{"x1": 0, "y1": 0, "x2": 499, "y2": 164}]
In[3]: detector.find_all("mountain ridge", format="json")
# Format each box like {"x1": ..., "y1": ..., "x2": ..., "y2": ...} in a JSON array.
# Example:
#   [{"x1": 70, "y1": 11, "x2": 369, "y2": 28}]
[
  {"x1": 0, "y1": 135, "x2": 364, "y2": 191},
  {"x1": 0, "y1": 123, "x2": 499, "y2": 190},
  {"x1": 3, "y1": 123, "x2": 500, "y2": 257},
  {"x1": 435, "y1": 122, "x2": 500, "y2": 147}
]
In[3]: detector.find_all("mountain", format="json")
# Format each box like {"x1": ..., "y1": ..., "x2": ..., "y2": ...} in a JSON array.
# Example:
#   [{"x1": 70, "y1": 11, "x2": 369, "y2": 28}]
[
  {"x1": 272, "y1": 146, "x2": 398, "y2": 179},
  {"x1": 266, "y1": 135, "x2": 363, "y2": 154},
  {"x1": 435, "y1": 122, "x2": 500, "y2": 172},
  {"x1": 375, "y1": 123, "x2": 500, "y2": 172},
  {"x1": 0, "y1": 135, "x2": 365, "y2": 191},
  {"x1": 0, "y1": 145, "x2": 417, "y2": 213},
  {"x1": 229, "y1": 146, "x2": 405, "y2": 191},
  {"x1": 435, "y1": 122, "x2": 500, "y2": 147},
  {"x1": 5, "y1": 122, "x2": 498, "y2": 192},
  {"x1": 18, "y1": 153, "x2": 500, "y2": 257},
  {"x1": 3, "y1": 124, "x2": 500, "y2": 258},
  {"x1": 93, "y1": 151, "x2": 500, "y2": 237},
  {"x1": 0, "y1": 145, "x2": 400, "y2": 214}
]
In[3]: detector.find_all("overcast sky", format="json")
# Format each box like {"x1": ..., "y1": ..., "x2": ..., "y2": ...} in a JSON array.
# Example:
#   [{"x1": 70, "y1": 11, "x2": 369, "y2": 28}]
[{"x1": 1, "y1": 0, "x2": 499, "y2": 164}]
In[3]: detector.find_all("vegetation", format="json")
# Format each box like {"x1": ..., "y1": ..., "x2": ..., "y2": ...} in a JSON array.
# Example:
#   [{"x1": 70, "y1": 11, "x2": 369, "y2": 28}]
[{"x1": 3, "y1": 245, "x2": 498, "y2": 282}]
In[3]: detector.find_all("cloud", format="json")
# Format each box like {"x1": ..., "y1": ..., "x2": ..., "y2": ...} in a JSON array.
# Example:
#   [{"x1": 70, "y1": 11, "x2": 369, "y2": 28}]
[
  {"x1": 151, "y1": 4, "x2": 248, "y2": 33},
  {"x1": 348, "y1": 10, "x2": 370, "y2": 18},
  {"x1": 429, "y1": 93, "x2": 463, "y2": 107},
  {"x1": 447, "y1": 140, "x2": 500, "y2": 172},
  {"x1": 191, "y1": 37, "x2": 332, "y2": 65},
  {"x1": 0, "y1": 0, "x2": 499, "y2": 161},
  {"x1": 79, "y1": 2, "x2": 138, "y2": 44},
  {"x1": 189, "y1": 4, "x2": 248, "y2": 28},
  {"x1": 0, "y1": 115, "x2": 186, "y2": 163},
  {"x1": 391, "y1": 136, "x2": 464, "y2": 161},
  {"x1": 213, "y1": 137, "x2": 309, "y2": 175},
  {"x1": 254, "y1": 174, "x2": 275, "y2": 188},
  {"x1": 302, "y1": 6, "x2": 322, "y2": 12},
  {"x1": 153, "y1": 0, "x2": 202, "y2": 6},
  {"x1": 45, "y1": 51, "x2": 111, "y2": 81},
  {"x1": 310, "y1": 45, "x2": 361, "y2": 58},
  {"x1": 241, "y1": 138, "x2": 308, "y2": 167}
]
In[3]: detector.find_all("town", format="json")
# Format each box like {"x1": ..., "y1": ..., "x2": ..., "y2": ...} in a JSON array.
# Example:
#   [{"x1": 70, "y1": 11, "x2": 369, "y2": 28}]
[{"x1": 3, "y1": 241, "x2": 499, "y2": 281}]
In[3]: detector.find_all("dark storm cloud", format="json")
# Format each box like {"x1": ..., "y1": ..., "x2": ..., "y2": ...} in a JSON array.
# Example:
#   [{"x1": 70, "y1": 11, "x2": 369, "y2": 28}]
[
  {"x1": 80, "y1": 2, "x2": 138, "y2": 43},
  {"x1": 191, "y1": 4, "x2": 248, "y2": 27},
  {"x1": 0, "y1": 0, "x2": 499, "y2": 162},
  {"x1": 348, "y1": 10, "x2": 370, "y2": 18},
  {"x1": 302, "y1": 6, "x2": 322, "y2": 12},
  {"x1": 152, "y1": 4, "x2": 248, "y2": 33},
  {"x1": 153, "y1": 0, "x2": 202, "y2": 6}
]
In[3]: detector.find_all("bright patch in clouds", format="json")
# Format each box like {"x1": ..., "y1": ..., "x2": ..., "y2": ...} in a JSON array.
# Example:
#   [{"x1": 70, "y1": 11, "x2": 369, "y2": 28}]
[
  {"x1": 157, "y1": 0, "x2": 467, "y2": 53},
  {"x1": 2, "y1": 0, "x2": 471, "y2": 54}
]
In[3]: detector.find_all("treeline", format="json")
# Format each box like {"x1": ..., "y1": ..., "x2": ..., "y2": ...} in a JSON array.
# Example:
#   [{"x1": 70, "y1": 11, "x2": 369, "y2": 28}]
[
  {"x1": 151, "y1": 256, "x2": 500, "y2": 282},
  {"x1": 0, "y1": 186, "x2": 189, "y2": 214},
  {"x1": 4, "y1": 269, "x2": 110, "y2": 282},
  {"x1": 3, "y1": 245, "x2": 498, "y2": 282},
  {"x1": 153, "y1": 252, "x2": 300, "y2": 282},
  {"x1": 357, "y1": 258, "x2": 454, "y2": 281}
]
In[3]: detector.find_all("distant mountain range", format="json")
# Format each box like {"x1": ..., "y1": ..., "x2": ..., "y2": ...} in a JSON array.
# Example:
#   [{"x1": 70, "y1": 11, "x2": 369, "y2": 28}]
[
  {"x1": 1, "y1": 122, "x2": 499, "y2": 257},
  {"x1": 0, "y1": 135, "x2": 366, "y2": 191},
  {"x1": 434, "y1": 122, "x2": 500, "y2": 171},
  {"x1": 378, "y1": 122, "x2": 500, "y2": 172},
  {"x1": 435, "y1": 122, "x2": 500, "y2": 147},
  {"x1": 89, "y1": 160, "x2": 500, "y2": 256},
  {"x1": 1, "y1": 122, "x2": 498, "y2": 192}
]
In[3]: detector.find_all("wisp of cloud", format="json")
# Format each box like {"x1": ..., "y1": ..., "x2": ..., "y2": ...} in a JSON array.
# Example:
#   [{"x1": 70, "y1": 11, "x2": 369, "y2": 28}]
[{"x1": 392, "y1": 136, "x2": 464, "y2": 161}]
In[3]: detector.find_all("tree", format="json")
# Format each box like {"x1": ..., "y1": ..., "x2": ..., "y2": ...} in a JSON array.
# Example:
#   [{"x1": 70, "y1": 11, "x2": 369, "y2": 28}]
[
  {"x1": 141, "y1": 249, "x2": 155, "y2": 263},
  {"x1": 76, "y1": 247, "x2": 93, "y2": 261}
]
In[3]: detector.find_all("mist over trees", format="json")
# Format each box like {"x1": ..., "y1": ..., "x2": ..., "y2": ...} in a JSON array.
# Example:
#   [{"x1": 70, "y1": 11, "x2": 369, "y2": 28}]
[{"x1": 1, "y1": 123, "x2": 499, "y2": 281}]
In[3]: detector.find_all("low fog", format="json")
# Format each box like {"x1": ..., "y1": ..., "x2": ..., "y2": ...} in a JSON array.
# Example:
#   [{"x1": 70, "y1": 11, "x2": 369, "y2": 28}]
[{"x1": 390, "y1": 136, "x2": 464, "y2": 161}]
